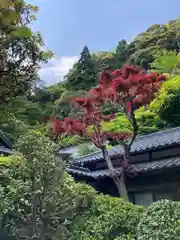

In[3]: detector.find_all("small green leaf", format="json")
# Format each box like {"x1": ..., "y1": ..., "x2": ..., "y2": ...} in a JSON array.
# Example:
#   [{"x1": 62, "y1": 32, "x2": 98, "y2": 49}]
[{"x1": 10, "y1": 26, "x2": 32, "y2": 38}]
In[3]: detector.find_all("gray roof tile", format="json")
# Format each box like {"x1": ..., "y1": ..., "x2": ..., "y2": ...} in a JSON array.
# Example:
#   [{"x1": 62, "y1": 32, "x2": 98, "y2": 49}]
[
  {"x1": 68, "y1": 157, "x2": 180, "y2": 179},
  {"x1": 0, "y1": 146, "x2": 13, "y2": 155},
  {"x1": 74, "y1": 127, "x2": 180, "y2": 165},
  {"x1": 0, "y1": 130, "x2": 12, "y2": 149}
]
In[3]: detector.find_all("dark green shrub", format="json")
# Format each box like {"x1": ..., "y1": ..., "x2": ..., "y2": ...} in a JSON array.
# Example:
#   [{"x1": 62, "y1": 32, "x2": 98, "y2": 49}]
[
  {"x1": 137, "y1": 199, "x2": 180, "y2": 240},
  {"x1": 70, "y1": 194, "x2": 144, "y2": 240},
  {"x1": 76, "y1": 143, "x2": 98, "y2": 157},
  {"x1": 114, "y1": 234, "x2": 135, "y2": 240},
  {"x1": 0, "y1": 131, "x2": 96, "y2": 239}
]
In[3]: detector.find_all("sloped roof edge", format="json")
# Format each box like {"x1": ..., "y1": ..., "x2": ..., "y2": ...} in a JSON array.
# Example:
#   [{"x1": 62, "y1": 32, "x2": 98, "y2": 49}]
[
  {"x1": 0, "y1": 146, "x2": 13, "y2": 155},
  {"x1": 68, "y1": 156, "x2": 180, "y2": 179},
  {"x1": 0, "y1": 130, "x2": 12, "y2": 149},
  {"x1": 74, "y1": 127, "x2": 180, "y2": 165}
]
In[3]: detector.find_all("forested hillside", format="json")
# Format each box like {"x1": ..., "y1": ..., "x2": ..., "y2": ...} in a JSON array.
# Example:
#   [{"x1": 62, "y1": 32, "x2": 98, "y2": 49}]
[{"x1": 1, "y1": 1, "x2": 180, "y2": 151}]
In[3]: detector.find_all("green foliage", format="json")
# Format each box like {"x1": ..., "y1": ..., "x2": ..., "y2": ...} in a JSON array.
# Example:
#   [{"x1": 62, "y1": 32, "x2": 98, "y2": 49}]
[
  {"x1": 0, "y1": 110, "x2": 30, "y2": 142},
  {"x1": 0, "y1": 0, "x2": 54, "y2": 143},
  {"x1": 0, "y1": 154, "x2": 30, "y2": 228},
  {"x1": 0, "y1": 155, "x2": 20, "y2": 166},
  {"x1": 58, "y1": 135, "x2": 86, "y2": 148},
  {"x1": 102, "y1": 113, "x2": 131, "y2": 134},
  {"x1": 151, "y1": 50, "x2": 180, "y2": 74},
  {"x1": 65, "y1": 46, "x2": 97, "y2": 91},
  {"x1": 135, "y1": 107, "x2": 165, "y2": 135},
  {"x1": 129, "y1": 46, "x2": 156, "y2": 69},
  {"x1": 55, "y1": 89, "x2": 86, "y2": 119},
  {"x1": 70, "y1": 195, "x2": 144, "y2": 240},
  {"x1": 2, "y1": 96, "x2": 48, "y2": 125},
  {"x1": 15, "y1": 129, "x2": 57, "y2": 160},
  {"x1": 114, "y1": 234, "x2": 134, "y2": 240},
  {"x1": 150, "y1": 75, "x2": 180, "y2": 127},
  {"x1": 0, "y1": 95, "x2": 55, "y2": 142},
  {"x1": 127, "y1": 19, "x2": 180, "y2": 68},
  {"x1": 102, "y1": 102, "x2": 120, "y2": 115},
  {"x1": 115, "y1": 40, "x2": 129, "y2": 68},
  {"x1": 92, "y1": 51, "x2": 116, "y2": 72},
  {"x1": 102, "y1": 109, "x2": 164, "y2": 141},
  {"x1": 76, "y1": 143, "x2": 98, "y2": 157},
  {"x1": 137, "y1": 200, "x2": 180, "y2": 240},
  {"x1": 102, "y1": 106, "x2": 166, "y2": 138},
  {"x1": 0, "y1": 0, "x2": 53, "y2": 103},
  {"x1": 48, "y1": 82, "x2": 66, "y2": 101},
  {"x1": 1, "y1": 130, "x2": 95, "y2": 239}
]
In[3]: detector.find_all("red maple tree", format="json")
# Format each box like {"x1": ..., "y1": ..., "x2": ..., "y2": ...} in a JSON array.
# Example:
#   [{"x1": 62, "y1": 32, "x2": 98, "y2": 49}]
[{"x1": 52, "y1": 65, "x2": 166, "y2": 199}]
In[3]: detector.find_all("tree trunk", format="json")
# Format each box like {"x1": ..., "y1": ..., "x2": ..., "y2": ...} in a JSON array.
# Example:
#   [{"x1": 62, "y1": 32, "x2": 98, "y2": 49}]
[
  {"x1": 119, "y1": 168, "x2": 129, "y2": 201},
  {"x1": 101, "y1": 146, "x2": 129, "y2": 200}
]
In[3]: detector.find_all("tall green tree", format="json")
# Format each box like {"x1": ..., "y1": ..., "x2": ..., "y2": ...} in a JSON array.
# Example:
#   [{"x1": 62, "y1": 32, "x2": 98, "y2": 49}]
[
  {"x1": 0, "y1": 0, "x2": 53, "y2": 104},
  {"x1": 128, "y1": 19, "x2": 180, "y2": 69},
  {"x1": 65, "y1": 45, "x2": 97, "y2": 90},
  {"x1": 115, "y1": 39, "x2": 129, "y2": 68}
]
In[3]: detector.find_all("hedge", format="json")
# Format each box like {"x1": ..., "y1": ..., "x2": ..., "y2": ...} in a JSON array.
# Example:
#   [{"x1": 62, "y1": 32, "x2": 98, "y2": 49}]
[
  {"x1": 137, "y1": 199, "x2": 180, "y2": 240},
  {"x1": 70, "y1": 194, "x2": 144, "y2": 240}
]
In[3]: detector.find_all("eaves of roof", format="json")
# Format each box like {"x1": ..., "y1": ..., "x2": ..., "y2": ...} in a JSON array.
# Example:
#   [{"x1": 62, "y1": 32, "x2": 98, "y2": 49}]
[
  {"x1": 0, "y1": 146, "x2": 13, "y2": 155},
  {"x1": 67, "y1": 156, "x2": 180, "y2": 179},
  {"x1": 73, "y1": 127, "x2": 180, "y2": 165},
  {"x1": 0, "y1": 130, "x2": 12, "y2": 149}
]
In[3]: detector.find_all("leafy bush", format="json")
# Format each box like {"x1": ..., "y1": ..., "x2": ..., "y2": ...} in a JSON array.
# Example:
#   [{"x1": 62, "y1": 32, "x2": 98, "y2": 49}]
[
  {"x1": 70, "y1": 195, "x2": 144, "y2": 240},
  {"x1": 150, "y1": 50, "x2": 180, "y2": 74},
  {"x1": 58, "y1": 135, "x2": 87, "y2": 148},
  {"x1": 114, "y1": 234, "x2": 135, "y2": 240},
  {"x1": 102, "y1": 108, "x2": 164, "y2": 141},
  {"x1": 0, "y1": 155, "x2": 28, "y2": 218},
  {"x1": 76, "y1": 143, "x2": 98, "y2": 157},
  {"x1": 137, "y1": 199, "x2": 180, "y2": 240},
  {"x1": 150, "y1": 75, "x2": 180, "y2": 127},
  {"x1": 0, "y1": 109, "x2": 30, "y2": 142},
  {"x1": 135, "y1": 107, "x2": 165, "y2": 135},
  {"x1": 1, "y1": 130, "x2": 95, "y2": 239},
  {"x1": 102, "y1": 113, "x2": 131, "y2": 135}
]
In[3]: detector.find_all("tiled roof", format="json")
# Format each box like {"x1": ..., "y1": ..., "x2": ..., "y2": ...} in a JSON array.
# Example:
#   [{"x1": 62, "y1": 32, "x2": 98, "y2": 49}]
[
  {"x1": 0, "y1": 130, "x2": 12, "y2": 149},
  {"x1": 74, "y1": 127, "x2": 180, "y2": 165},
  {"x1": 0, "y1": 146, "x2": 13, "y2": 155},
  {"x1": 68, "y1": 156, "x2": 180, "y2": 179}
]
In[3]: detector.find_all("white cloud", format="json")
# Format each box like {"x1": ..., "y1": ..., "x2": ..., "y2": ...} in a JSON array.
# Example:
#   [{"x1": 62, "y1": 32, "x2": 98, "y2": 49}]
[{"x1": 39, "y1": 56, "x2": 79, "y2": 85}]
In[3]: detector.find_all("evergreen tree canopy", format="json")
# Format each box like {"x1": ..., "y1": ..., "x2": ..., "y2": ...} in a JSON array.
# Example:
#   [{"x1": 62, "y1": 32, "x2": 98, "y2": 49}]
[
  {"x1": 115, "y1": 39, "x2": 129, "y2": 68},
  {"x1": 127, "y1": 18, "x2": 180, "y2": 68},
  {"x1": 65, "y1": 45, "x2": 97, "y2": 90},
  {"x1": 0, "y1": 0, "x2": 53, "y2": 103}
]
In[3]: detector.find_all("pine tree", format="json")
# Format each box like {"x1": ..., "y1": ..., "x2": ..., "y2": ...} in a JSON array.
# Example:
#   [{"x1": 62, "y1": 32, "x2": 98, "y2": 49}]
[
  {"x1": 115, "y1": 40, "x2": 129, "y2": 68},
  {"x1": 65, "y1": 45, "x2": 97, "y2": 90}
]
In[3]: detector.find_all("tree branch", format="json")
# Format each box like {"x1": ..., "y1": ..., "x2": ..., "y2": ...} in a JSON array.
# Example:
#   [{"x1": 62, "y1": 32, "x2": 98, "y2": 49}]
[{"x1": 128, "y1": 111, "x2": 138, "y2": 151}]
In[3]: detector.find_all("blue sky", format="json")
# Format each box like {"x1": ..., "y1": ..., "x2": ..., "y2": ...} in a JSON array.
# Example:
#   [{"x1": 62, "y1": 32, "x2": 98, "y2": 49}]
[{"x1": 28, "y1": 0, "x2": 180, "y2": 85}]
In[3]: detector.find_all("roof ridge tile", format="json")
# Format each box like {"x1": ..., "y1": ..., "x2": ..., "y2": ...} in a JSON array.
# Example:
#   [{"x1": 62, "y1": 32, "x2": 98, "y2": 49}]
[{"x1": 74, "y1": 127, "x2": 180, "y2": 165}]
